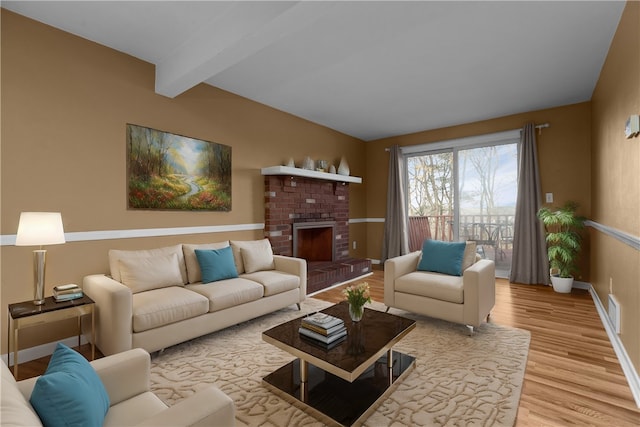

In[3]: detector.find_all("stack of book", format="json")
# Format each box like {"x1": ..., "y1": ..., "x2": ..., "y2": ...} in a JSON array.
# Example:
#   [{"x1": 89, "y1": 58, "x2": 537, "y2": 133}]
[
  {"x1": 299, "y1": 312, "x2": 347, "y2": 348},
  {"x1": 53, "y1": 284, "x2": 83, "y2": 302}
]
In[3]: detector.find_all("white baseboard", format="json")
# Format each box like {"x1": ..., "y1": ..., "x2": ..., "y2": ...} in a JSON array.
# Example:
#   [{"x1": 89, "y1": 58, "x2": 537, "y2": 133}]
[
  {"x1": 1, "y1": 336, "x2": 89, "y2": 367},
  {"x1": 585, "y1": 282, "x2": 640, "y2": 407}
]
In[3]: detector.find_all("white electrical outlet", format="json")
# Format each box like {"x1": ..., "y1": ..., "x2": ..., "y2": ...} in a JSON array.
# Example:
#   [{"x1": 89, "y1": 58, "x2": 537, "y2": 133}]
[
  {"x1": 545, "y1": 193, "x2": 554, "y2": 203},
  {"x1": 352, "y1": 241, "x2": 357, "y2": 250}
]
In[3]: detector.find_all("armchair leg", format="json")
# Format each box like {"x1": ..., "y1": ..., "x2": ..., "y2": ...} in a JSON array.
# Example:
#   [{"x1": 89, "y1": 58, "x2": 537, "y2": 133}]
[
  {"x1": 486, "y1": 312, "x2": 491, "y2": 321},
  {"x1": 385, "y1": 306, "x2": 390, "y2": 313},
  {"x1": 296, "y1": 303, "x2": 301, "y2": 311},
  {"x1": 466, "y1": 325, "x2": 474, "y2": 336}
]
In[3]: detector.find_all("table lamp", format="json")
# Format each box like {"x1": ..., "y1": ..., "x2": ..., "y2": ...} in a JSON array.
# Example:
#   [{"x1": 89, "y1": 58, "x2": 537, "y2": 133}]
[{"x1": 15, "y1": 212, "x2": 66, "y2": 305}]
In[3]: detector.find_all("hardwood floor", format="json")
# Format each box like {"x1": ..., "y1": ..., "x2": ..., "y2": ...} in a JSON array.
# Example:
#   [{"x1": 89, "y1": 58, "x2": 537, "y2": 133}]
[{"x1": 13, "y1": 268, "x2": 640, "y2": 426}]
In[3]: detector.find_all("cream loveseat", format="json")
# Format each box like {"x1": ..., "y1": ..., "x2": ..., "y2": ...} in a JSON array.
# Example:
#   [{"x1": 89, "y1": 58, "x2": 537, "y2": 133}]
[
  {"x1": 384, "y1": 240, "x2": 495, "y2": 334},
  {"x1": 1, "y1": 347, "x2": 235, "y2": 426},
  {"x1": 84, "y1": 239, "x2": 306, "y2": 356}
]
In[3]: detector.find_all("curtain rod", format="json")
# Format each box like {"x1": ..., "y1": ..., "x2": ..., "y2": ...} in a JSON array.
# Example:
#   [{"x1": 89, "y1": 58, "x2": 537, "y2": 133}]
[
  {"x1": 534, "y1": 122, "x2": 550, "y2": 134},
  {"x1": 385, "y1": 122, "x2": 550, "y2": 151}
]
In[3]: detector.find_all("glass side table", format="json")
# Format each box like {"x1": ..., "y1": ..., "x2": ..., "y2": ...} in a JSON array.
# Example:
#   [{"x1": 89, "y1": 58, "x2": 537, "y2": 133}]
[{"x1": 8, "y1": 295, "x2": 95, "y2": 377}]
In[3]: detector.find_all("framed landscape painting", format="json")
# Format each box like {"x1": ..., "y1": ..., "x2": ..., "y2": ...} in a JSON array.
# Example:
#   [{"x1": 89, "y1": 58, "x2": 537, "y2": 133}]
[{"x1": 127, "y1": 124, "x2": 231, "y2": 211}]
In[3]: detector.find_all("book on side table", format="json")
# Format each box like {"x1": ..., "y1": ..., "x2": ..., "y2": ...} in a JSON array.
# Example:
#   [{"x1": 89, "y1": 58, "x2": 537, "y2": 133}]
[{"x1": 53, "y1": 284, "x2": 83, "y2": 302}]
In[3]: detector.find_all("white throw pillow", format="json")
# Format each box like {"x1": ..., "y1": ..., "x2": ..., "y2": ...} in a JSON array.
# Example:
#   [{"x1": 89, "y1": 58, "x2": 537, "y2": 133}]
[
  {"x1": 109, "y1": 244, "x2": 187, "y2": 284},
  {"x1": 241, "y1": 247, "x2": 275, "y2": 274},
  {"x1": 230, "y1": 239, "x2": 275, "y2": 274},
  {"x1": 118, "y1": 253, "x2": 184, "y2": 293},
  {"x1": 462, "y1": 241, "x2": 478, "y2": 271},
  {"x1": 183, "y1": 241, "x2": 230, "y2": 283}
]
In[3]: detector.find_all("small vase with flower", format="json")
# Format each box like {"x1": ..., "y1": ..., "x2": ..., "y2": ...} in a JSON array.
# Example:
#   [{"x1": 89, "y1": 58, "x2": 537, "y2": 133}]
[{"x1": 342, "y1": 282, "x2": 371, "y2": 322}]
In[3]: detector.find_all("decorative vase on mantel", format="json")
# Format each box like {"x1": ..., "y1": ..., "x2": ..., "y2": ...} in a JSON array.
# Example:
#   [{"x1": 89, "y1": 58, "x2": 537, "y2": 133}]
[
  {"x1": 302, "y1": 156, "x2": 314, "y2": 170},
  {"x1": 337, "y1": 156, "x2": 350, "y2": 176}
]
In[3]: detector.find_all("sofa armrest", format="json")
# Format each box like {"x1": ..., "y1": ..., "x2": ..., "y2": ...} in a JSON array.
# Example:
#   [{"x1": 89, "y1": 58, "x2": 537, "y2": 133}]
[
  {"x1": 383, "y1": 251, "x2": 421, "y2": 307},
  {"x1": 462, "y1": 259, "x2": 496, "y2": 326},
  {"x1": 91, "y1": 348, "x2": 150, "y2": 406},
  {"x1": 83, "y1": 274, "x2": 133, "y2": 356},
  {"x1": 135, "y1": 386, "x2": 235, "y2": 427},
  {"x1": 273, "y1": 255, "x2": 307, "y2": 299},
  {"x1": 17, "y1": 348, "x2": 150, "y2": 408}
]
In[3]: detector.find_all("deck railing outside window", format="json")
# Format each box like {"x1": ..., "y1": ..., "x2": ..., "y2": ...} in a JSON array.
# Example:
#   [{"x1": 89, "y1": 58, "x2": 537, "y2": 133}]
[{"x1": 408, "y1": 215, "x2": 515, "y2": 261}]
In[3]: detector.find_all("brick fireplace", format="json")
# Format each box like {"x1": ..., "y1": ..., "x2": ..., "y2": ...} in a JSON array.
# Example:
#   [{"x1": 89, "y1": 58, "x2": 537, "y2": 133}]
[{"x1": 264, "y1": 174, "x2": 371, "y2": 294}]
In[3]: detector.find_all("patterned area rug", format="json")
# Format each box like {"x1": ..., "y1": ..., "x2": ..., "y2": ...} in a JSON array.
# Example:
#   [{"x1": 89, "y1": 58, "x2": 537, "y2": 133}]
[{"x1": 149, "y1": 299, "x2": 530, "y2": 426}]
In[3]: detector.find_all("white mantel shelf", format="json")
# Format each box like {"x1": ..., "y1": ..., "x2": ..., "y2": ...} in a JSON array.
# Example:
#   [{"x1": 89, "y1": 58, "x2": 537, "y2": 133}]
[{"x1": 261, "y1": 166, "x2": 362, "y2": 184}]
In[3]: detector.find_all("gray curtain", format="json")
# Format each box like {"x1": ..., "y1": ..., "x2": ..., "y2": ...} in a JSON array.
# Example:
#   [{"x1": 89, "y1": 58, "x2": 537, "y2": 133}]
[
  {"x1": 381, "y1": 145, "x2": 409, "y2": 263},
  {"x1": 510, "y1": 123, "x2": 549, "y2": 284}
]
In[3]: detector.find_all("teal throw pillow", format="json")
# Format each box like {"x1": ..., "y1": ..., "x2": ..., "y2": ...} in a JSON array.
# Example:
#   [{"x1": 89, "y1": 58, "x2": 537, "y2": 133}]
[
  {"x1": 195, "y1": 246, "x2": 239, "y2": 283},
  {"x1": 417, "y1": 239, "x2": 467, "y2": 276},
  {"x1": 30, "y1": 343, "x2": 110, "y2": 427}
]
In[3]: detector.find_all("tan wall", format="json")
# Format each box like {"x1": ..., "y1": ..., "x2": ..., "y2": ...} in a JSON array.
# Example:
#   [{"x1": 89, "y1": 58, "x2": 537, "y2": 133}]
[
  {"x1": 0, "y1": 10, "x2": 367, "y2": 352},
  {"x1": 590, "y1": 1, "x2": 640, "y2": 372},
  {"x1": 365, "y1": 102, "x2": 593, "y2": 279}
]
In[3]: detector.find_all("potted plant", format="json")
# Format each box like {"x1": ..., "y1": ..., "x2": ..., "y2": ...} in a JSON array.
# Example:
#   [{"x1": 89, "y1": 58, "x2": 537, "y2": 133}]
[{"x1": 537, "y1": 202, "x2": 586, "y2": 293}]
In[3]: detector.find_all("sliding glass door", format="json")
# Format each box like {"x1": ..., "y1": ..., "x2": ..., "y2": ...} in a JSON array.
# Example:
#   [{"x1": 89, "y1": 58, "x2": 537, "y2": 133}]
[{"x1": 406, "y1": 139, "x2": 518, "y2": 278}]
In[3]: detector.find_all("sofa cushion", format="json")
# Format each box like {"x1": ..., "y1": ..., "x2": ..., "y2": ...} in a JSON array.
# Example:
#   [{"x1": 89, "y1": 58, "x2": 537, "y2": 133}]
[
  {"x1": 230, "y1": 239, "x2": 275, "y2": 274},
  {"x1": 186, "y1": 278, "x2": 264, "y2": 312},
  {"x1": 30, "y1": 343, "x2": 110, "y2": 427},
  {"x1": 396, "y1": 271, "x2": 464, "y2": 304},
  {"x1": 132, "y1": 287, "x2": 209, "y2": 333},
  {"x1": 195, "y1": 247, "x2": 238, "y2": 283},
  {"x1": 1, "y1": 361, "x2": 42, "y2": 427},
  {"x1": 183, "y1": 241, "x2": 230, "y2": 284},
  {"x1": 418, "y1": 239, "x2": 466, "y2": 276},
  {"x1": 119, "y1": 253, "x2": 184, "y2": 293},
  {"x1": 242, "y1": 270, "x2": 300, "y2": 296},
  {"x1": 109, "y1": 244, "x2": 187, "y2": 284},
  {"x1": 462, "y1": 241, "x2": 478, "y2": 271}
]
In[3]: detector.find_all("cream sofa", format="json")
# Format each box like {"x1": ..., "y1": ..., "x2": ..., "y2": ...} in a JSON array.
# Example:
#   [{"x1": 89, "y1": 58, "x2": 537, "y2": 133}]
[
  {"x1": 1, "y1": 348, "x2": 235, "y2": 426},
  {"x1": 84, "y1": 239, "x2": 306, "y2": 356},
  {"x1": 384, "y1": 247, "x2": 495, "y2": 334}
]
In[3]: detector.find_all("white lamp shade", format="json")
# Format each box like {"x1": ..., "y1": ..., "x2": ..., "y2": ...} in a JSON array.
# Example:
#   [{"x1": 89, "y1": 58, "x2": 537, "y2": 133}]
[{"x1": 15, "y1": 212, "x2": 66, "y2": 246}]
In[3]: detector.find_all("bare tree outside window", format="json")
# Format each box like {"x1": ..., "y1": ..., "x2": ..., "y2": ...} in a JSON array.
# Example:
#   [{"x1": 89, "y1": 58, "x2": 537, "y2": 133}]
[{"x1": 407, "y1": 153, "x2": 453, "y2": 217}]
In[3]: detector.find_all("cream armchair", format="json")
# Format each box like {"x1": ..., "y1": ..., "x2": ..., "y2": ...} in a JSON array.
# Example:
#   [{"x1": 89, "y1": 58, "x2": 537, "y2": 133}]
[
  {"x1": 2, "y1": 348, "x2": 235, "y2": 427},
  {"x1": 384, "y1": 250, "x2": 495, "y2": 334}
]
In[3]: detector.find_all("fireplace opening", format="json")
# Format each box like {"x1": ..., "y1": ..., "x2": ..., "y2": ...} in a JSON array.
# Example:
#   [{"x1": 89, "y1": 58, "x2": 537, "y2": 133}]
[{"x1": 293, "y1": 221, "x2": 335, "y2": 262}]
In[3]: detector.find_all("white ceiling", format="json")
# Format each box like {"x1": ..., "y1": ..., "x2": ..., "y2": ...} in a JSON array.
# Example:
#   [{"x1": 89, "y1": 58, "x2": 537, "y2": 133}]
[{"x1": 2, "y1": 1, "x2": 625, "y2": 141}]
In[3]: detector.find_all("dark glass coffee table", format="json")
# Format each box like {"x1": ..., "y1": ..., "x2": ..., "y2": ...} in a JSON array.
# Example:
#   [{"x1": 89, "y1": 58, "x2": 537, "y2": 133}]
[{"x1": 262, "y1": 301, "x2": 416, "y2": 426}]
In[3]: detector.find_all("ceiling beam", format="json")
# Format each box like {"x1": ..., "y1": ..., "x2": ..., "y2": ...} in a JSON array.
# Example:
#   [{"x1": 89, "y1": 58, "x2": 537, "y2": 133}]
[{"x1": 155, "y1": 1, "x2": 335, "y2": 98}]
